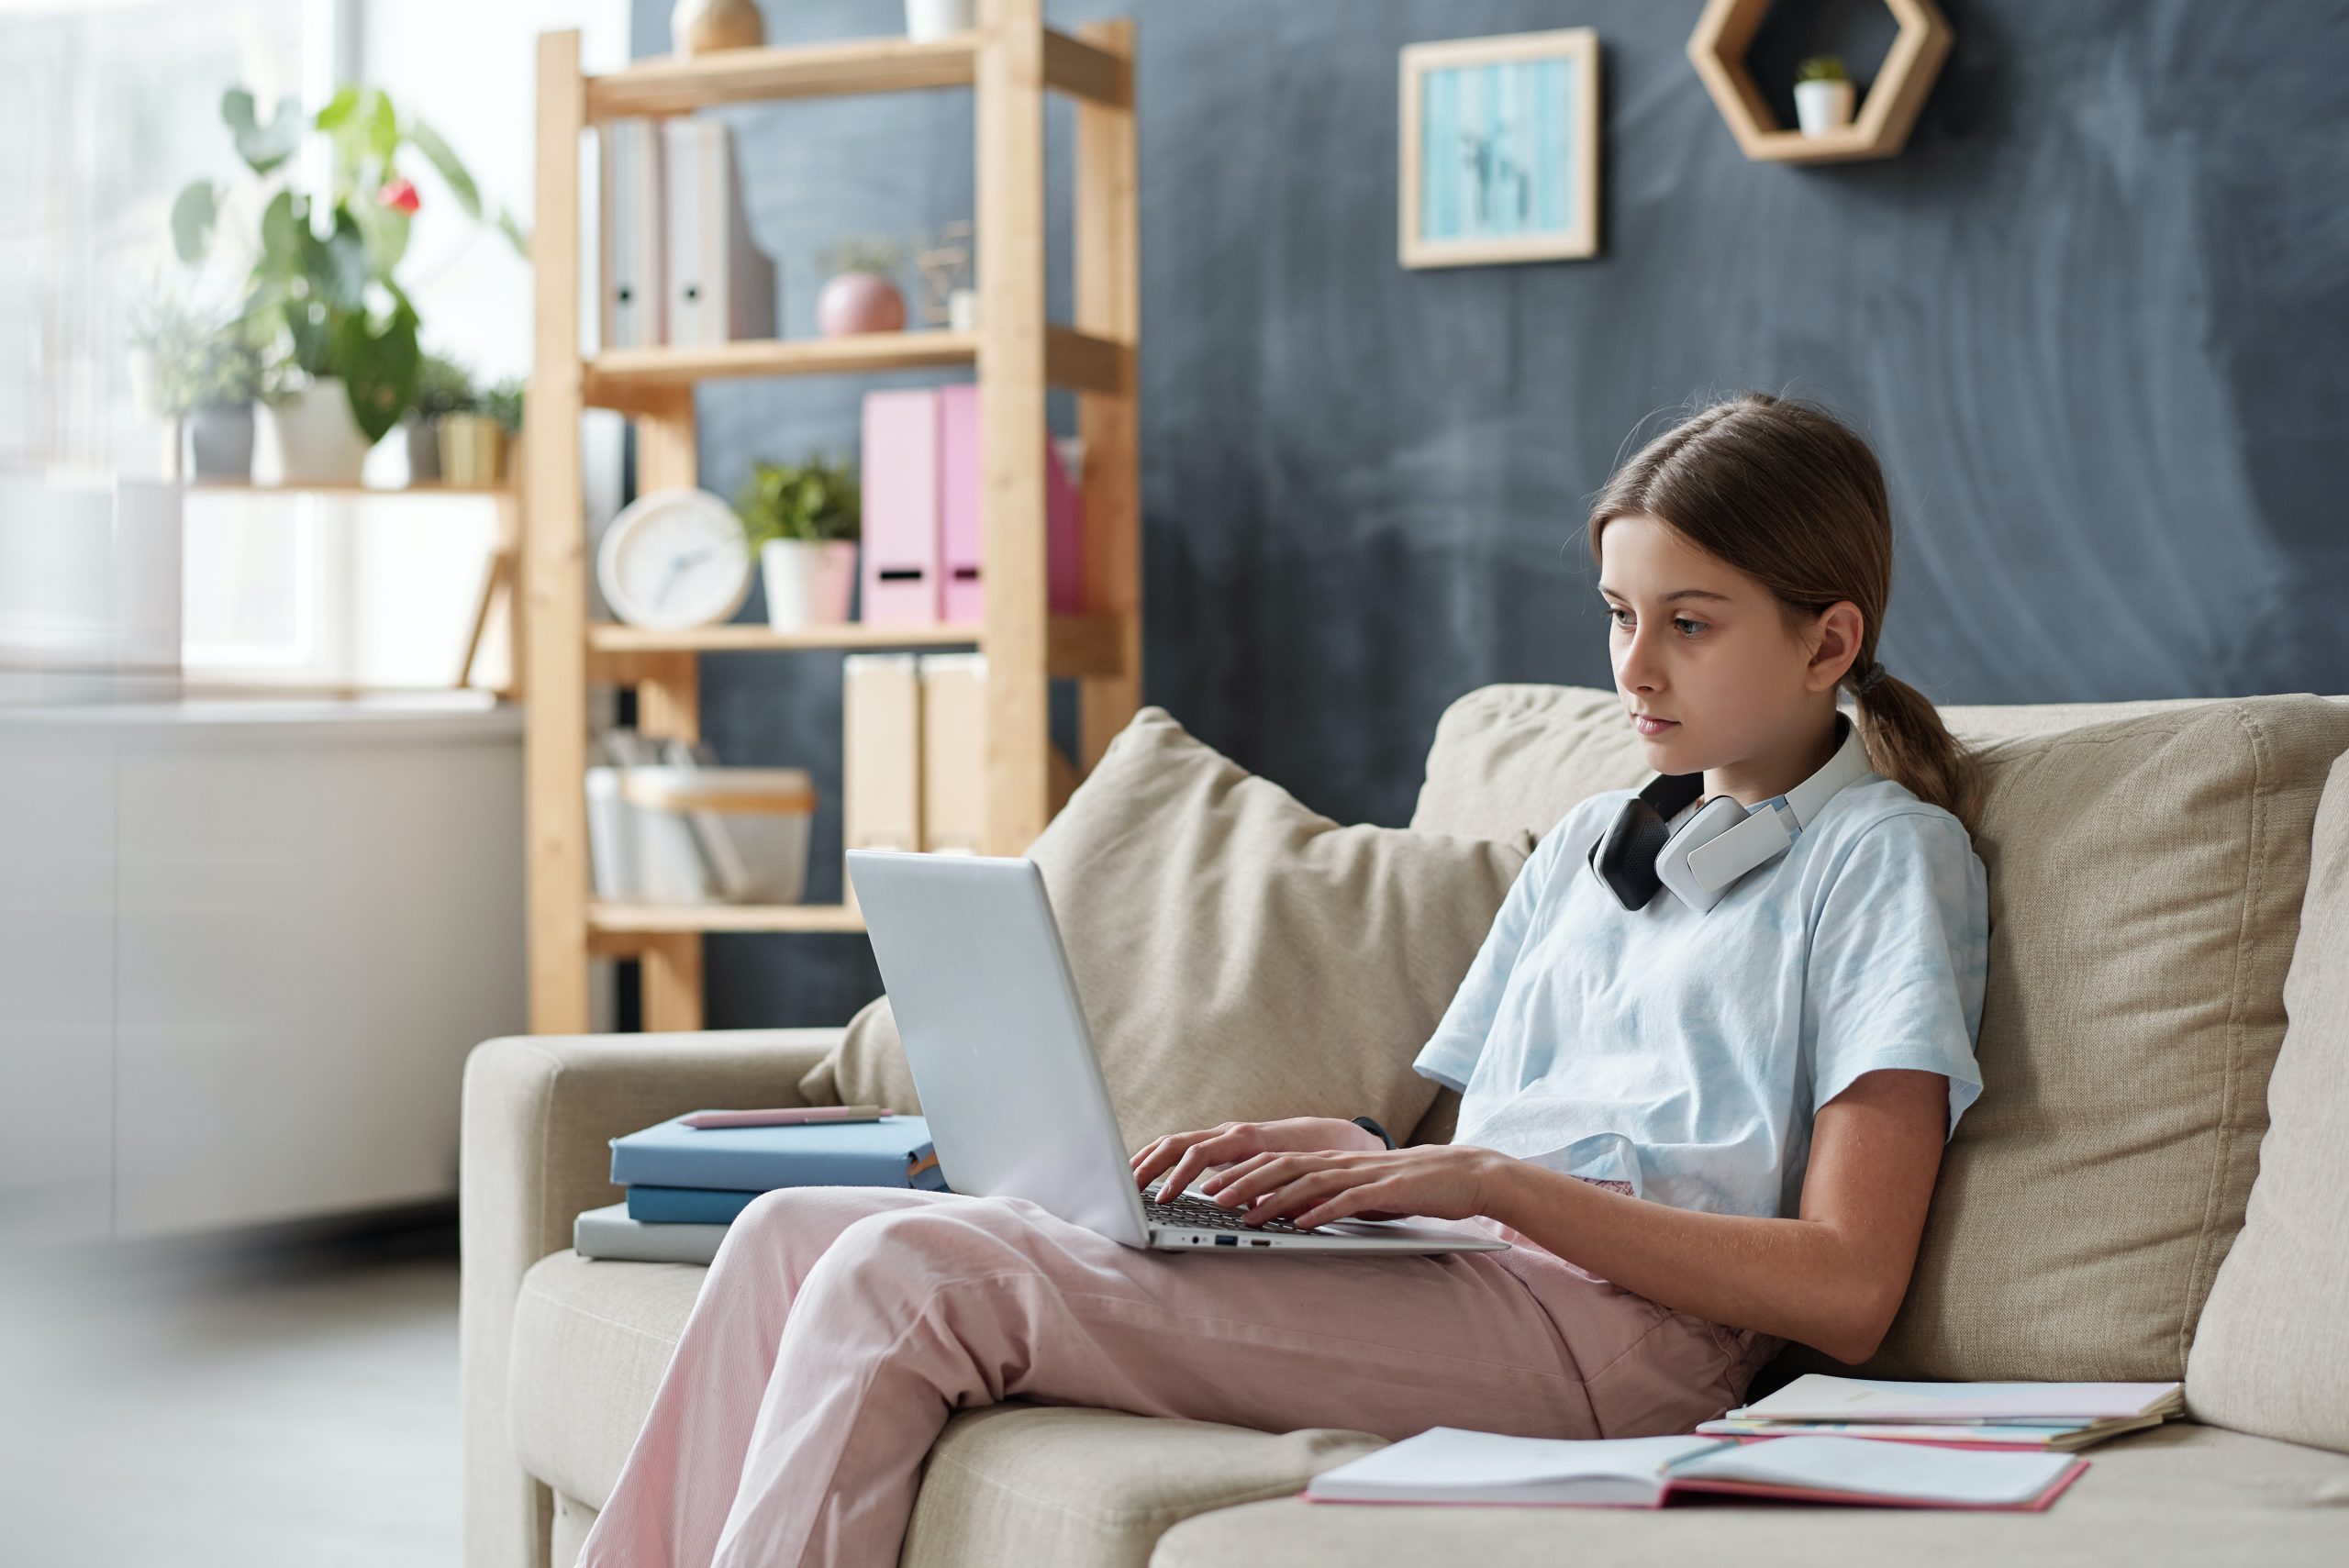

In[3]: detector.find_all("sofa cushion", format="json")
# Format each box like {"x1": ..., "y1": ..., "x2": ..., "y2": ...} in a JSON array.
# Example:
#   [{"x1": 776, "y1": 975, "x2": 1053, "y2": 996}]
[
  {"x1": 902, "y1": 1406, "x2": 1384, "y2": 1568},
  {"x1": 1147, "y1": 1420, "x2": 2349, "y2": 1568},
  {"x1": 801, "y1": 706, "x2": 1533, "y2": 1154},
  {"x1": 2187, "y1": 753, "x2": 2349, "y2": 1453},
  {"x1": 1413, "y1": 684, "x2": 2349, "y2": 1382},
  {"x1": 507, "y1": 1249, "x2": 1387, "y2": 1568}
]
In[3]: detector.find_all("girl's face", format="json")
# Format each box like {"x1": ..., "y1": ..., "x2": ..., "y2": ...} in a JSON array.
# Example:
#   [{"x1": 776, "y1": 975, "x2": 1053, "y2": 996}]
[{"x1": 1597, "y1": 514, "x2": 1860, "y2": 804}]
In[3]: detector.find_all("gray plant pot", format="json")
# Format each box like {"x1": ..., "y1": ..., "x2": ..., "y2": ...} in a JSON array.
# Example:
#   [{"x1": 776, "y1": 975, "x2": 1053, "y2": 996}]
[
  {"x1": 184, "y1": 403, "x2": 256, "y2": 483},
  {"x1": 406, "y1": 415, "x2": 442, "y2": 484}
]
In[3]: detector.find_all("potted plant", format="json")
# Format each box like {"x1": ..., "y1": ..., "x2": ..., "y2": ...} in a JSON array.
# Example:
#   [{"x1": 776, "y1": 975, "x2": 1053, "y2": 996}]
[
  {"x1": 737, "y1": 455, "x2": 861, "y2": 630},
  {"x1": 406, "y1": 351, "x2": 475, "y2": 483},
  {"x1": 1794, "y1": 56, "x2": 1855, "y2": 136},
  {"x1": 904, "y1": 0, "x2": 975, "y2": 44},
  {"x1": 815, "y1": 237, "x2": 907, "y2": 337},
  {"x1": 443, "y1": 376, "x2": 523, "y2": 487},
  {"x1": 170, "y1": 85, "x2": 524, "y2": 484},
  {"x1": 128, "y1": 291, "x2": 266, "y2": 482}
]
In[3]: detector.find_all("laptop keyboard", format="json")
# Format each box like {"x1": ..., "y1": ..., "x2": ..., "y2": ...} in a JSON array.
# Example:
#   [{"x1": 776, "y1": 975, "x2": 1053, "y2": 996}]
[{"x1": 1145, "y1": 1190, "x2": 1308, "y2": 1235}]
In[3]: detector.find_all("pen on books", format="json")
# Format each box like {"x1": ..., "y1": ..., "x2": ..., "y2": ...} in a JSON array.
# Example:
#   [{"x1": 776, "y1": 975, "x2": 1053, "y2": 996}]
[{"x1": 680, "y1": 1106, "x2": 896, "y2": 1129}]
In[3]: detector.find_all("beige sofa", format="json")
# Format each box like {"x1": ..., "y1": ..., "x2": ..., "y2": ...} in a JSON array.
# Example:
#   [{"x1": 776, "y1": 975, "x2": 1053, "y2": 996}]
[{"x1": 463, "y1": 685, "x2": 2349, "y2": 1567}]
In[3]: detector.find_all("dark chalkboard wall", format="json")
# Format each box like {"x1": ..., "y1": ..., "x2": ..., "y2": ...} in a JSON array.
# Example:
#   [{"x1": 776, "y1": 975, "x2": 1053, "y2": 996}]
[{"x1": 625, "y1": 0, "x2": 2349, "y2": 1029}]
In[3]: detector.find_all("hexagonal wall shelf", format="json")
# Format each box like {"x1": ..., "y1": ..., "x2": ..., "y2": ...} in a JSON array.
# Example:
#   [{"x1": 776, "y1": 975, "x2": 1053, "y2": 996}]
[{"x1": 1688, "y1": 0, "x2": 1952, "y2": 164}]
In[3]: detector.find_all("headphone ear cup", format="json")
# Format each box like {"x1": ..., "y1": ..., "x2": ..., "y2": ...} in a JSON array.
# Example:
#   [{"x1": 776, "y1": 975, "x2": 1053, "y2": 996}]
[{"x1": 1590, "y1": 798, "x2": 1672, "y2": 909}]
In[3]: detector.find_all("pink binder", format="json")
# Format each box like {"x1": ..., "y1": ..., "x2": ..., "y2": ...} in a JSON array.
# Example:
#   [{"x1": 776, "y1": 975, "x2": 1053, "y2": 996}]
[
  {"x1": 938, "y1": 384, "x2": 1084, "y2": 622},
  {"x1": 860, "y1": 389, "x2": 944, "y2": 625}
]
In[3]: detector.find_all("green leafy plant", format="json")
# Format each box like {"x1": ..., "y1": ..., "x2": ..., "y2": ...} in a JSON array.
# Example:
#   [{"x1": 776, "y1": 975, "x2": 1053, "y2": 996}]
[
  {"x1": 414, "y1": 351, "x2": 476, "y2": 418},
  {"x1": 736, "y1": 455, "x2": 862, "y2": 546},
  {"x1": 1796, "y1": 55, "x2": 1849, "y2": 83},
  {"x1": 171, "y1": 86, "x2": 527, "y2": 444},
  {"x1": 481, "y1": 379, "x2": 526, "y2": 436},
  {"x1": 817, "y1": 236, "x2": 903, "y2": 278},
  {"x1": 128, "y1": 291, "x2": 266, "y2": 416}
]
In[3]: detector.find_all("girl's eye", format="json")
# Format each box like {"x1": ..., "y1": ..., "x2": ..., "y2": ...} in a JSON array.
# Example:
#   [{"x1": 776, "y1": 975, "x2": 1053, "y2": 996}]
[{"x1": 1604, "y1": 606, "x2": 1706, "y2": 638}]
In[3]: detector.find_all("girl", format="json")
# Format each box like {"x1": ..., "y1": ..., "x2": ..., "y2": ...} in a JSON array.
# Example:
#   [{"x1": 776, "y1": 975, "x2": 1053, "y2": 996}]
[{"x1": 574, "y1": 391, "x2": 1990, "y2": 1568}]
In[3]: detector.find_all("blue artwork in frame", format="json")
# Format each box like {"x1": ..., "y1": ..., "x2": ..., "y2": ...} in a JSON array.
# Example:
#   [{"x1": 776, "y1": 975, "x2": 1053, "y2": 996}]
[{"x1": 1399, "y1": 28, "x2": 1601, "y2": 268}]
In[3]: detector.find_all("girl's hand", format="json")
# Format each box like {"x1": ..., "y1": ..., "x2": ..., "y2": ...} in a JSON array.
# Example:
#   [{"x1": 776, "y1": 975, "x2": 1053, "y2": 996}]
[
  {"x1": 1131, "y1": 1118, "x2": 1384, "y2": 1206},
  {"x1": 1199, "y1": 1144, "x2": 1508, "y2": 1229}
]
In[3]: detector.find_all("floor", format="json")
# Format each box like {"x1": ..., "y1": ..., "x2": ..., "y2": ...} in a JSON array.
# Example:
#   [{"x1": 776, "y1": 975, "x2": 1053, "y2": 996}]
[{"x1": 1, "y1": 1207, "x2": 462, "y2": 1567}]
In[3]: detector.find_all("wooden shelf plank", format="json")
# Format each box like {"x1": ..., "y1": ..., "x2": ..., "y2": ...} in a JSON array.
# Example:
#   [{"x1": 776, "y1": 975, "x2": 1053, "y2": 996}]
[
  {"x1": 584, "y1": 615, "x2": 1126, "y2": 679},
  {"x1": 1041, "y1": 28, "x2": 1131, "y2": 108},
  {"x1": 1042, "y1": 325, "x2": 1132, "y2": 396},
  {"x1": 581, "y1": 27, "x2": 1130, "y2": 119},
  {"x1": 580, "y1": 327, "x2": 1130, "y2": 402},
  {"x1": 588, "y1": 621, "x2": 983, "y2": 654},
  {"x1": 584, "y1": 33, "x2": 978, "y2": 118},
  {"x1": 584, "y1": 331, "x2": 978, "y2": 401},
  {"x1": 590, "y1": 900, "x2": 867, "y2": 936}
]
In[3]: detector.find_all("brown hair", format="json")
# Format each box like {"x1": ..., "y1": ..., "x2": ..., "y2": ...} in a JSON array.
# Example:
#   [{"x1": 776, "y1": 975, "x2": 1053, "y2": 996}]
[{"x1": 1585, "y1": 391, "x2": 1984, "y2": 836}]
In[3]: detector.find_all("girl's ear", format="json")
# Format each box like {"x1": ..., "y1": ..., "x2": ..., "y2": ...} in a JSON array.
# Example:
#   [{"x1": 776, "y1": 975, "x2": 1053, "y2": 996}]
[{"x1": 1802, "y1": 600, "x2": 1867, "y2": 692}]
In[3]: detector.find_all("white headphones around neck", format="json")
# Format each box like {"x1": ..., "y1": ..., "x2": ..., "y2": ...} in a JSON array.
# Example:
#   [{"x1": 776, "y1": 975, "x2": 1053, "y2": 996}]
[{"x1": 1586, "y1": 710, "x2": 1876, "y2": 914}]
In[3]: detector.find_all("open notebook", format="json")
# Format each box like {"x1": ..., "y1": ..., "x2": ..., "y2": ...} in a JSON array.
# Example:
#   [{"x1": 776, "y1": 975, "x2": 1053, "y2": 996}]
[{"x1": 1302, "y1": 1429, "x2": 2087, "y2": 1511}]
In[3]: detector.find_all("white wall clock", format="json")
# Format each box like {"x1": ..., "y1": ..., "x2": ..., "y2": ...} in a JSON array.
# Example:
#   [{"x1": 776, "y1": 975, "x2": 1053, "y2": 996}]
[{"x1": 597, "y1": 487, "x2": 753, "y2": 630}]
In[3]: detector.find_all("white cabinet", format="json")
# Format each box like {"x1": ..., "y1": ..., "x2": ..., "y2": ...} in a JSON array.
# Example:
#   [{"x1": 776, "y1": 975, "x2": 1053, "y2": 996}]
[{"x1": 0, "y1": 696, "x2": 525, "y2": 1241}]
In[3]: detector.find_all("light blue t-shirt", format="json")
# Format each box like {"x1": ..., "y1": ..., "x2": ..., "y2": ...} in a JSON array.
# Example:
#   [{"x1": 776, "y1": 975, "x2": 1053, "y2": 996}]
[{"x1": 1413, "y1": 773, "x2": 1988, "y2": 1220}]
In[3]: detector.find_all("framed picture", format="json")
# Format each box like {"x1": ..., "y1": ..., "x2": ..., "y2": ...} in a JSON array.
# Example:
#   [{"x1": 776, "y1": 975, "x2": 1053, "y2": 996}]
[{"x1": 1399, "y1": 28, "x2": 1601, "y2": 269}]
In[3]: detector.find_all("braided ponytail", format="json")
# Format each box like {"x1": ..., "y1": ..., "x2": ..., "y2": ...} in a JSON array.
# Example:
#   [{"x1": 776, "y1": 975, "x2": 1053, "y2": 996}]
[{"x1": 1587, "y1": 392, "x2": 1985, "y2": 837}]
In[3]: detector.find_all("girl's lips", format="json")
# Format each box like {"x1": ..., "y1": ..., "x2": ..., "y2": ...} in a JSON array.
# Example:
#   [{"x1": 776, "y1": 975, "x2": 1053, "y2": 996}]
[{"x1": 1633, "y1": 714, "x2": 1678, "y2": 737}]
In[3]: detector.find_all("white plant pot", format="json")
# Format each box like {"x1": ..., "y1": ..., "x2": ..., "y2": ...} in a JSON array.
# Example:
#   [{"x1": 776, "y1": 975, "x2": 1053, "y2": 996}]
[
  {"x1": 1794, "y1": 78, "x2": 1855, "y2": 137},
  {"x1": 761, "y1": 539, "x2": 859, "y2": 631},
  {"x1": 259, "y1": 380, "x2": 373, "y2": 486},
  {"x1": 904, "y1": 0, "x2": 975, "y2": 44}
]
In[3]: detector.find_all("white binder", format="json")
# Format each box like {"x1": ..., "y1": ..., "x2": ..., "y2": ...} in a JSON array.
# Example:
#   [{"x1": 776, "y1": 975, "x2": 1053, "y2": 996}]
[
  {"x1": 597, "y1": 119, "x2": 664, "y2": 349},
  {"x1": 662, "y1": 119, "x2": 776, "y2": 346}
]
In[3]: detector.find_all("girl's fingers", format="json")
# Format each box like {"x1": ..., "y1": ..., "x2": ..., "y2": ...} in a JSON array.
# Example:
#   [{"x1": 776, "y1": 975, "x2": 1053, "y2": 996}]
[
  {"x1": 1241, "y1": 1168, "x2": 1365, "y2": 1227},
  {"x1": 1199, "y1": 1151, "x2": 1277, "y2": 1195}
]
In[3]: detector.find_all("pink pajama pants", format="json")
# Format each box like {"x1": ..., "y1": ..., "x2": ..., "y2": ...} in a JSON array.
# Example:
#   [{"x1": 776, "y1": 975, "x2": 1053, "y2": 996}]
[{"x1": 573, "y1": 1181, "x2": 1784, "y2": 1568}]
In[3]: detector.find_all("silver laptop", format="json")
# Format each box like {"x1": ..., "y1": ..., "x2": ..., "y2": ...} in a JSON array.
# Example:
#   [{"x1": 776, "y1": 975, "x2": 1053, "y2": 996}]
[{"x1": 845, "y1": 849, "x2": 1506, "y2": 1256}]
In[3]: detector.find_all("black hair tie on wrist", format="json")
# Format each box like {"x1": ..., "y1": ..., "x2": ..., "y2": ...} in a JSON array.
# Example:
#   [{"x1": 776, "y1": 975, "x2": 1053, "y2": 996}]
[{"x1": 1351, "y1": 1115, "x2": 1397, "y2": 1150}]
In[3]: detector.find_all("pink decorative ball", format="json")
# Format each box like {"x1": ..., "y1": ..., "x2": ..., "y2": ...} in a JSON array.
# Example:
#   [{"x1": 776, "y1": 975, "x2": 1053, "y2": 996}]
[{"x1": 816, "y1": 272, "x2": 907, "y2": 337}]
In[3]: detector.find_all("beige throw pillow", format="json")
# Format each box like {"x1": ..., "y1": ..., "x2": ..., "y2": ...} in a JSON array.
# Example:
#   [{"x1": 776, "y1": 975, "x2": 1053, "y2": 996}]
[
  {"x1": 799, "y1": 706, "x2": 1533, "y2": 1155},
  {"x1": 1761, "y1": 696, "x2": 2349, "y2": 1382},
  {"x1": 2185, "y1": 752, "x2": 2349, "y2": 1451}
]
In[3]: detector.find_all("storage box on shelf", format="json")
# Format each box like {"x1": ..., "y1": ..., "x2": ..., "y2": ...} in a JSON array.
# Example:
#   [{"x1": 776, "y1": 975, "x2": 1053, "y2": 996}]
[{"x1": 526, "y1": 5, "x2": 1140, "y2": 1032}]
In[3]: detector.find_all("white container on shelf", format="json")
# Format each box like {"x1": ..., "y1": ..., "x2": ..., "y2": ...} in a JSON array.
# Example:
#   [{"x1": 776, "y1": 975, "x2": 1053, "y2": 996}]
[
  {"x1": 584, "y1": 767, "x2": 639, "y2": 898},
  {"x1": 616, "y1": 765, "x2": 817, "y2": 905},
  {"x1": 905, "y1": 0, "x2": 975, "y2": 44}
]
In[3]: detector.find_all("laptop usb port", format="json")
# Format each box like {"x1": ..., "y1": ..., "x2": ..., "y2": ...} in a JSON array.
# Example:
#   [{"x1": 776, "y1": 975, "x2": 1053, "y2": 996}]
[
  {"x1": 1251, "y1": 1238, "x2": 1271, "y2": 1246},
  {"x1": 1214, "y1": 1234, "x2": 1238, "y2": 1246}
]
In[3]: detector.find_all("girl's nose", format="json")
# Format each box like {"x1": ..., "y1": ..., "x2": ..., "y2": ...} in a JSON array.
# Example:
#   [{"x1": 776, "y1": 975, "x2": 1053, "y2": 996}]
[{"x1": 1617, "y1": 626, "x2": 1664, "y2": 691}]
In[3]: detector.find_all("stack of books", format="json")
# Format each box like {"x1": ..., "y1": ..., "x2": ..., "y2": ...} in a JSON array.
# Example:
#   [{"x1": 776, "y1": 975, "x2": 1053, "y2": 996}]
[
  {"x1": 574, "y1": 1111, "x2": 948, "y2": 1265},
  {"x1": 1697, "y1": 1373, "x2": 2187, "y2": 1453}
]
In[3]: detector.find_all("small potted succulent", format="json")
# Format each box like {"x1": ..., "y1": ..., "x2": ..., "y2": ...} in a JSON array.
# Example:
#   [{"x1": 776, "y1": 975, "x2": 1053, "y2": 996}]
[
  {"x1": 1794, "y1": 56, "x2": 1855, "y2": 136},
  {"x1": 441, "y1": 376, "x2": 524, "y2": 487},
  {"x1": 406, "y1": 351, "x2": 475, "y2": 483},
  {"x1": 737, "y1": 454, "x2": 861, "y2": 630},
  {"x1": 903, "y1": 0, "x2": 975, "y2": 44},
  {"x1": 815, "y1": 237, "x2": 907, "y2": 337},
  {"x1": 128, "y1": 292, "x2": 266, "y2": 482}
]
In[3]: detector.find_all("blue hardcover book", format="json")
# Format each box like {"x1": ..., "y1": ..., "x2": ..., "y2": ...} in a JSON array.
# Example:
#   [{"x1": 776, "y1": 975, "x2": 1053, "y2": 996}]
[
  {"x1": 609, "y1": 1113, "x2": 949, "y2": 1195},
  {"x1": 627, "y1": 1185, "x2": 766, "y2": 1225}
]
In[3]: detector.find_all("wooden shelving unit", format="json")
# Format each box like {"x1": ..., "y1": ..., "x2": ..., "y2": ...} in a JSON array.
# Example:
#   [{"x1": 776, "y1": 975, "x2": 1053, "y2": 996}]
[{"x1": 526, "y1": 4, "x2": 1141, "y2": 1034}]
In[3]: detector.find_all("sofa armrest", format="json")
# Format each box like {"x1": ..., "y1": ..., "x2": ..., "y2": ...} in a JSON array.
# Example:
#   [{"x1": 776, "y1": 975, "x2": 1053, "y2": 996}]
[{"x1": 461, "y1": 1028, "x2": 841, "y2": 1568}]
